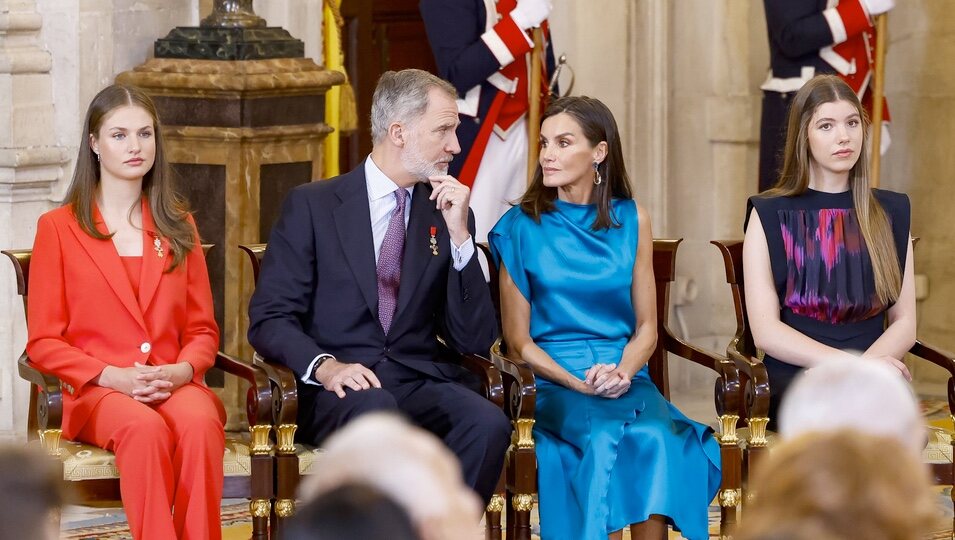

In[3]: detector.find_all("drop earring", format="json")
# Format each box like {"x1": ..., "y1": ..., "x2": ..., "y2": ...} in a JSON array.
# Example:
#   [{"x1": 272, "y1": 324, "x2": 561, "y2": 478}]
[
  {"x1": 94, "y1": 151, "x2": 100, "y2": 162},
  {"x1": 593, "y1": 161, "x2": 602, "y2": 185}
]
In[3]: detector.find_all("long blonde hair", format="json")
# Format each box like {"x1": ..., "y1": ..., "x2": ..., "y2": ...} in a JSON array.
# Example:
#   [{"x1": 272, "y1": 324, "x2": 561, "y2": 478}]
[{"x1": 764, "y1": 75, "x2": 901, "y2": 304}]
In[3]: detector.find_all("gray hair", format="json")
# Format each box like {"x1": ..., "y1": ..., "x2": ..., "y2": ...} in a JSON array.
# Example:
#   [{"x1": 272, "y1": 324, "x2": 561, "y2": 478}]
[{"x1": 370, "y1": 69, "x2": 458, "y2": 143}]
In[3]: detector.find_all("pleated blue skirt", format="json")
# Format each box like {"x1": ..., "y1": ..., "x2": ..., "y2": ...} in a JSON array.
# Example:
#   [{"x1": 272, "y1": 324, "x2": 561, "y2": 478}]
[{"x1": 535, "y1": 340, "x2": 721, "y2": 540}]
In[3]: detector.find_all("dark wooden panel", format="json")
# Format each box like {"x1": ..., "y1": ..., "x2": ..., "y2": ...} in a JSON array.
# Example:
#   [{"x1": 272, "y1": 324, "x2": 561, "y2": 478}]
[
  {"x1": 172, "y1": 163, "x2": 226, "y2": 386},
  {"x1": 153, "y1": 94, "x2": 326, "y2": 128},
  {"x1": 259, "y1": 162, "x2": 313, "y2": 242},
  {"x1": 340, "y1": 0, "x2": 437, "y2": 171}
]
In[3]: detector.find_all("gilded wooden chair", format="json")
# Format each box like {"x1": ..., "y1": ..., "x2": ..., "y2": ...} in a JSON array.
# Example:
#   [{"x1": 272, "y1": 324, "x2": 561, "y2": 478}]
[
  {"x1": 3, "y1": 246, "x2": 276, "y2": 540},
  {"x1": 712, "y1": 239, "x2": 955, "y2": 529},
  {"x1": 485, "y1": 239, "x2": 744, "y2": 540},
  {"x1": 238, "y1": 243, "x2": 512, "y2": 539}
]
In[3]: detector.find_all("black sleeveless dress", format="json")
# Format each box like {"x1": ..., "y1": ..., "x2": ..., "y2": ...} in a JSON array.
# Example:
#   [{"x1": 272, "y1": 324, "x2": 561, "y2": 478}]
[{"x1": 745, "y1": 188, "x2": 911, "y2": 424}]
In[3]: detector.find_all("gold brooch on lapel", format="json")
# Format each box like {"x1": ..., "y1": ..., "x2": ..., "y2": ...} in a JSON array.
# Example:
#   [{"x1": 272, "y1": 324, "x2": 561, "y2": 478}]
[
  {"x1": 153, "y1": 235, "x2": 164, "y2": 258},
  {"x1": 429, "y1": 226, "x2": 438, "y2": 256}
]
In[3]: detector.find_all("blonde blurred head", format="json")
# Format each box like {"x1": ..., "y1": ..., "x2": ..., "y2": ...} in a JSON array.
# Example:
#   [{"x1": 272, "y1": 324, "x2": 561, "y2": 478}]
[
  {"x1": 299, "y1": 413, "x2": 482, "y2": 540},
  {"x1": 737, "y1": 430, "x2": 938, "y2": 540}
]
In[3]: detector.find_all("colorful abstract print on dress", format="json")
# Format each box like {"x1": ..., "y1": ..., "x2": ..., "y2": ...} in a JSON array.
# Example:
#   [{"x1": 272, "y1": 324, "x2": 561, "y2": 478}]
[{"x1": 778, "y1": 208, "x2": 885, "y2": 325}]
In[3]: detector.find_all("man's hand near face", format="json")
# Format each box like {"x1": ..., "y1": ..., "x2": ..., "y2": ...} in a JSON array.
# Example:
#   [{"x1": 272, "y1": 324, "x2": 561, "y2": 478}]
[{"x1": 428, "y1": 175, "x2": 472, "y2": 247}]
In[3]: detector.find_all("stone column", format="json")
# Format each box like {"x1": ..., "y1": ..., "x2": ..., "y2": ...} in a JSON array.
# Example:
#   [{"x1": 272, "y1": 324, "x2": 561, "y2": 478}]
[
  {"x1": 0, "y1": 0, "x2": 69, "y2": 442},
  {"x1": 118, "y1": 6, "x2": 343, "y2": 429}
]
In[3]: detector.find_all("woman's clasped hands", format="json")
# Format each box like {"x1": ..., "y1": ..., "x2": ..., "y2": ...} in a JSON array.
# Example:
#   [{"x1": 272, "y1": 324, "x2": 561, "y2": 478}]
[
  {"x1": 581, "y1": 363, "x2": 632, "y2": 399},
  {"x1": 96, "y1": 362, "x2": 194, "y2": 404}
]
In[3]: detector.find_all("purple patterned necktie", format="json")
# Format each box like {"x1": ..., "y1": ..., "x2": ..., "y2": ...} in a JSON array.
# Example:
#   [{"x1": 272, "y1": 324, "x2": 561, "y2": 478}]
[{"x1": 377, "y1": 189, "x2": 408, "y2": 334}]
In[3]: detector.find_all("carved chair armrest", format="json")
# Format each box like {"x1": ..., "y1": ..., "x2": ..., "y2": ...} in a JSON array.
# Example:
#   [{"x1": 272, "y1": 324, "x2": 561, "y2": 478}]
[
  {"x1": 17, "y1": 355, "x2": 63, "y2": 431},
  {"x1": 911, "y1": 340, "x2": 955, "y2": 377},
  {"x1": 214, "y1": 352, "x2": 274, "y2": 428},
  {"x1": 490, "y1": 340, "x2": 537, "y2": 422},
  {"x1": 726, "y1": 345, "x2": 771, "y2": 420},
  {"x1": 909, "y1": 340, "x2": 955, "y2": 414},
  {"x1": 661, "y1": 332, "x2": 743, "y2": 420},
  {"x1": 459, "y1": 353, "x2": 505, "y2": 408},
  {"x1": 252, "y1": 353, "x2": 300, "y2": 427}
]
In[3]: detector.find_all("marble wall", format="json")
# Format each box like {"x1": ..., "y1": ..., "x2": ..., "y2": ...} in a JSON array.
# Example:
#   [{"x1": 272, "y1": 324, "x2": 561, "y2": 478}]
[
  {"x1": 1, "y1": 0, "x2": 68, "y2": 442},
  {"x1": 882, "y1": 3, "x2": 955, "y2": 382}
]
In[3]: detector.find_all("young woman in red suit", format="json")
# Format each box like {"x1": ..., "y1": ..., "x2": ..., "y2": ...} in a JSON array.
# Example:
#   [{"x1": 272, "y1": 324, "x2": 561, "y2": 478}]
[{"x1": 26, "y1": 84, "x2": 225, "y2": 540}]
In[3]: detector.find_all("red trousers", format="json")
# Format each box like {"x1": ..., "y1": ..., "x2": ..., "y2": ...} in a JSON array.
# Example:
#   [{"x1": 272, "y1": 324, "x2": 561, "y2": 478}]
[{"x1": 76, "y1": 384, "x2": 226, "y2": 540}]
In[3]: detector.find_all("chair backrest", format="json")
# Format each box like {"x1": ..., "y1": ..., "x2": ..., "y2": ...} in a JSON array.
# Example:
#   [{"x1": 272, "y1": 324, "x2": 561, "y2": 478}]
[
  {"x1": 2, "y1": 250, "x2": 32, "y2": 314},
  {"x1": 239, "y1": 243, "x2": 268, "y2": 285},
  {"x1": 647, "y1": 238, "x2": 684, "y2": 398},
  {"x1": 475, "y1": 243, "x2": 501, "y2": 333},
  {"x1": 711, "y1": 240, "x2": 757, "y2": 358}
]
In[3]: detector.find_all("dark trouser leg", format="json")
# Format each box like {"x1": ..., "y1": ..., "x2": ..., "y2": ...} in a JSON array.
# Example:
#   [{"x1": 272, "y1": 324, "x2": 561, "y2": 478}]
[
  {"x1": 295, "y1": 383, "x2": 400, "y2": 446},
  {"x1": 764, "y1": 356, "x2": 803, "y2": 431},
  {"x1": 759, "y1": 90, "x2": 795, "y2": 192},
  {"x1": 381, "y1": 361, "x2": 511, "y2": 503}
]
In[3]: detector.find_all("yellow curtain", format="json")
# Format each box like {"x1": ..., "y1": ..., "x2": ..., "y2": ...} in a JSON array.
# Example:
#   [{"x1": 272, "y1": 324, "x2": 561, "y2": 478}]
[{"x1": 323, "y1": 0, "x2": 358, "y2": 178}]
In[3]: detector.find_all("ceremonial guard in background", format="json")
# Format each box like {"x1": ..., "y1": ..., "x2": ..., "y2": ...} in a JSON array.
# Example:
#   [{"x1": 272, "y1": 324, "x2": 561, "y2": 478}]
[
  {"x1": 759, "y1": 0, "x2": 894, "y2": 191},
  {"x1": 421, "y1": 0, "x2": 556, "y2": 241}
]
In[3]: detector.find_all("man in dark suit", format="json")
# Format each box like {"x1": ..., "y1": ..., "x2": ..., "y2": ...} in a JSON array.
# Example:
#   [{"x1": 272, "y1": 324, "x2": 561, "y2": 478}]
[{"x1": 248, "y1": 69, "x2": 509, "y2": 503}]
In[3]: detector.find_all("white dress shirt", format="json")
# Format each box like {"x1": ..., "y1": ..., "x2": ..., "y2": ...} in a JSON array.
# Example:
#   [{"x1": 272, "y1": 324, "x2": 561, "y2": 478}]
[{"x1": 302, "y1": 157, "x2": 476, "y2": 385}]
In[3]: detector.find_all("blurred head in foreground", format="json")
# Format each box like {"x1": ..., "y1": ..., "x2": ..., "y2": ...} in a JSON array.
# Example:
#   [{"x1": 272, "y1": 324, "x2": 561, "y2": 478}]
[
  {"x1": 779, "y1": 356, "x2": 924, "y2": 453},
  {"x1": 737, "y1": 430, "x2": 938, "y2": 540},
  {"x1": 298, "y1": 413, "x2": 483, "y2": 540}
]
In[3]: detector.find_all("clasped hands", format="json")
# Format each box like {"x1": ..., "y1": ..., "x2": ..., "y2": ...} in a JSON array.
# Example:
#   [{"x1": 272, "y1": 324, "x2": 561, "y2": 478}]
[
  {"x1": 97, "y1": 362, "x2": 194, "y2": 404},
  {"x1": 580, "y1": 363, "x2": 632, "y2": 399}
]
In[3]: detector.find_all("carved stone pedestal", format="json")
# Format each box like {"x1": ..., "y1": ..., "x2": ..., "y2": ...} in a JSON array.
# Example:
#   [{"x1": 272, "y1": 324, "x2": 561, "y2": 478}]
[{"x1": 116, "y1": 58, "x2": 343, "y2": 427}]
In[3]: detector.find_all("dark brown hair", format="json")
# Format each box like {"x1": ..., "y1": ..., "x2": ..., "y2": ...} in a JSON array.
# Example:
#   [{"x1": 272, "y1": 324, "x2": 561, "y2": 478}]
[
  {"x1": 65, "y1": 84, "x2": 194, "y2": 270},
  {"x1": 520, "y1": 95, "x2": 633, "y2": 230},
  {"x1": 763, "y1": 75, "x2": 900, "y2": 304}
]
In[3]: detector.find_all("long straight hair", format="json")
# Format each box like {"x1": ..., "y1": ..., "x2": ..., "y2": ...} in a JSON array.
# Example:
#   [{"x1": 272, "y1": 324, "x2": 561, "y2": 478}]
[
  {"x1": 764, "y1": 75, "x2": 901, "y2": 304},
  {"x1": 520, "y1": 96, "x2": 633, "y2": 230},
  {"x1": 65, "y1": 84, "x2": 193, "y2": 271}
]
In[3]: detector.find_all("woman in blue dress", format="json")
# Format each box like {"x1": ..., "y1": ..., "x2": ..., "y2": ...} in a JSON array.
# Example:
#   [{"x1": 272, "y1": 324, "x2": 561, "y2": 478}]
[{"x1": 489, "y1": 96, "x2": 721, "y2": 540}]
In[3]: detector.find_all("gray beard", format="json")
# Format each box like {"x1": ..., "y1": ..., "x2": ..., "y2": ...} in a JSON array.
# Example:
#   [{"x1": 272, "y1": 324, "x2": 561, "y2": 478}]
[{"x1": 401, "y1": 142, "x2": 446, "y2": 182}]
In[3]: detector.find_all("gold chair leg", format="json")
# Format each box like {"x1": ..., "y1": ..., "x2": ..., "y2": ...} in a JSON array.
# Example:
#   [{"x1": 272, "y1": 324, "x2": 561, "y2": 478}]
[{"x1": 38, "y1": 429, "x2": 62, "y2": 456}]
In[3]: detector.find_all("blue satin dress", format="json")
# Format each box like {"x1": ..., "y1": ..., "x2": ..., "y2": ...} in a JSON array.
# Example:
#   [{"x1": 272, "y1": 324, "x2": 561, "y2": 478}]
[{"x1": 489, "y1": 199, "x2": 721, "y2": 540}]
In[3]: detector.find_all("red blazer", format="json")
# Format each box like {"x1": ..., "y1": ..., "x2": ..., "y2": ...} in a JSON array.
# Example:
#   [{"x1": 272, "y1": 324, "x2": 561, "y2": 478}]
[{"x1": 26, "y1": 200, "x2": 221, "y2": 439}]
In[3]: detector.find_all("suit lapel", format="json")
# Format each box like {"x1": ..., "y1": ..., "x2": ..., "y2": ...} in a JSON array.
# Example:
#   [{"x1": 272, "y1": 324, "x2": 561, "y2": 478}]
[
  {"x1": 67, "y1": 205, "x2": 147, "y2": 332},
  {"x1": 333, "y1": 168, "x2": 380, "y2": 319},
  {"x1": 138, "y1": 199, "x2": 168, "y2": 314},
  {"x1": 393, "y1": 184, "x2": 439, "y2": 322}
]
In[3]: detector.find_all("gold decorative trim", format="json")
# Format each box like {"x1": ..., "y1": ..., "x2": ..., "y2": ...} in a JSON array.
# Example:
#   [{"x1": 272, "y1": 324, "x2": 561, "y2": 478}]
[
  {"x1": 486, "y1": 494, "x2": 505, "y2": 513},
  {"x1": 719, "y1": 488, "x2": 741, "y2": 508},
  {"x1": 747, "y1": 417, "x2": 769, "y2": 447},
  {"x1": 275, "y1": 499, "x2": 295, "y2": 517},
  {"x1": 250, "y1": 499, "x2": 271, "y2": 518},
  {"x1": 513, "y1": 419, "x2": 535, "y2": 449},
  {"x1": 249, "y1": 424, "x2": 273, "y2": 455},
  {"x1": 38, "y1": 429, "x2": 62, "y2": 457},
  {"x1": 276, "y1": 424, "x2": 297, "y2": 455},
  {"x1": 718, "y1": 414, "x2": 740, "y2": 445},
  {"x1": 512, "y1": 493, "x2": 535, "y2": 512}
]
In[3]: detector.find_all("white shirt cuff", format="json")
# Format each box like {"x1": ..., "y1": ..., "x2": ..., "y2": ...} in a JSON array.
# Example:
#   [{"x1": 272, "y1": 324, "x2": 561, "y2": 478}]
[
  {"x1": 450, "y1": 235, "x2": 475, "y2": 271},
  {"x1": 301, "y1": 354, "x2": 334, "y2": 387}
]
